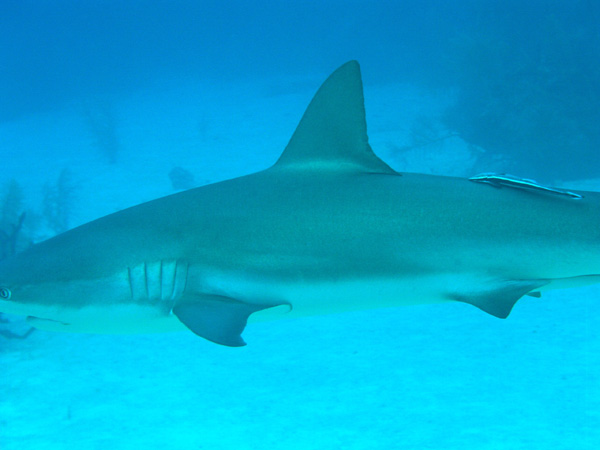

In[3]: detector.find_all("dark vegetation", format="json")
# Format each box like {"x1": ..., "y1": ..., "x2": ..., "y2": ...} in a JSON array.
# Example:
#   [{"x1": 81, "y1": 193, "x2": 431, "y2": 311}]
[
  {"x1": 437, "y1": 2, "x2": 600, "y2": 181},
  {"x1": 1, "y1": 171, "x2": 76, "y2": 339},
  {"x1": 0, "y1": 179, "x2": 34, "y2": 339},
  {"x1": 1, "y1": 171, "x2": 76, "y2": 258},
  {"x1": 1, "y1": 180, "x2": 31, "y2": 260}
]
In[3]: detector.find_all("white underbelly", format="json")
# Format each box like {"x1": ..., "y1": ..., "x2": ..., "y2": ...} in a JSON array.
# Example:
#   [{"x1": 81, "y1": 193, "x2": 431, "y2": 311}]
[
  {"x1": 22, "y1": 272, "x2": 496, "y2": 333},
  {"x1": 24, "y1": 303, "x2": 187, "y2": 334},
  {"x1": 206, "y1": 272, "x2": 474, "y2": 323}
]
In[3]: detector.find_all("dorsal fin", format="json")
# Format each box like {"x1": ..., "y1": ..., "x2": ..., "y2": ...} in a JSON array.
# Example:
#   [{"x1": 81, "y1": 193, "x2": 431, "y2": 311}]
[{"x1": 272, "y1": 61, "x2": 397, "y2": 174}]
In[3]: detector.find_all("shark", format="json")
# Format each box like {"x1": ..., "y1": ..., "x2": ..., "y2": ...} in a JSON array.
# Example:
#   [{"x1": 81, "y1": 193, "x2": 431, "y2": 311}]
[{"x1": 1, "y1": 61, "x2": 599, "y2": 346}]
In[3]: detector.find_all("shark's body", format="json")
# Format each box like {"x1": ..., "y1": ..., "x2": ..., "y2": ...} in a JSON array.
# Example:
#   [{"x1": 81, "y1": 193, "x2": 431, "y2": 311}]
[{"x1": 1, "y1": 61, "x2": 599, "y2": 346}]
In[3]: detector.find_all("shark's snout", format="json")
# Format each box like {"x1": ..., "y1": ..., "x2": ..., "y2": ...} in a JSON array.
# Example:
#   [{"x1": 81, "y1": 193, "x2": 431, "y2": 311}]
[{"x1": 0, "y1": 281, "x2": 22, "y2": 316}]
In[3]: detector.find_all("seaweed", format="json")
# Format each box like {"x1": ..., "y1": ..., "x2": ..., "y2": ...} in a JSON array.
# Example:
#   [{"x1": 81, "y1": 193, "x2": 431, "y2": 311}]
[
  {"x1": 1, "y1": 179, "x2": 24, "y2": 231},
  {"x1": 0, "y1": 212, "x2": 26, "y2": 261},
  {"x1": 0, "y1": 180, "x2": 35, "y2": 339},
  {"x1": 0, "y1": 180, "x2": 29, "y2": 259}
]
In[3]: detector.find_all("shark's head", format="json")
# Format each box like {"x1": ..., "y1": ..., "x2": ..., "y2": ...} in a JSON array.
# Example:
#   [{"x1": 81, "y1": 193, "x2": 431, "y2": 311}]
[
  {"x1": 0, "y1": 228, "x2": 141, "y2": 331},
  {"x1": 0, "y1": 217, "x2": 190, "y2": 333},
  {"x1": 0, "y1": 242, "x2": 74, "y2": 318}
]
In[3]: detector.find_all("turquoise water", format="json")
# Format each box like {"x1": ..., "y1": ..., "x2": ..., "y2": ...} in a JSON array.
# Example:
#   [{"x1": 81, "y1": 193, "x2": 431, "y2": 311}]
[{"x1": 1, "y1": 1, "x2": 599, "y2": 448}]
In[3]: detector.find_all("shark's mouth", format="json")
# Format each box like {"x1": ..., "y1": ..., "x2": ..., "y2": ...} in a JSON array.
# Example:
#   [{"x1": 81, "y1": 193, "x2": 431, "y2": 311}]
[
  {"x1": 26, "y1": 316, "x2": 70, "y2": 329},
  {"x1": 25, "y1": 316, "x2": 69, "y2": 328}
]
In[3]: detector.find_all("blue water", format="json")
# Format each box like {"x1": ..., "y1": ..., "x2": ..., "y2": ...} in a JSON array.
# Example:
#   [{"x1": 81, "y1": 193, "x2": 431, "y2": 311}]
[{"x1": 1, "y1": 1, "x2": 599, "y2": 448}]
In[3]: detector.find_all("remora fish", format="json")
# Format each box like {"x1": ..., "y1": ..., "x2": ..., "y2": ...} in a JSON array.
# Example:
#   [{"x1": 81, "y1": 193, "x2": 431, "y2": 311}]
[{"x1": 1, "y1": 61, "x2": 599, "y2": 346}]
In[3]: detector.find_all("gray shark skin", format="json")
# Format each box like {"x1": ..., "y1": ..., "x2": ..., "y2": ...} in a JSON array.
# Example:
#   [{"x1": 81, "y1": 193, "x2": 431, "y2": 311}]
[{"x1": 1, "y1": 61, "x2": 599, "y2": 346}]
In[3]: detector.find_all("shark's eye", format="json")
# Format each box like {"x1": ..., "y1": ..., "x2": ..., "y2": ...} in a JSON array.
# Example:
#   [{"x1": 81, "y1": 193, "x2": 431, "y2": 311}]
[{"x1": 0, "y1": 287, "x2": 11, "y2": 300}]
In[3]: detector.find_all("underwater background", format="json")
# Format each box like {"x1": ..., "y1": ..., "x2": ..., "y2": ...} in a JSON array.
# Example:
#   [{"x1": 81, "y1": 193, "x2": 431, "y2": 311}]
[{"x1": 1, "y1": 1, "x2": 599, "y2": 448}]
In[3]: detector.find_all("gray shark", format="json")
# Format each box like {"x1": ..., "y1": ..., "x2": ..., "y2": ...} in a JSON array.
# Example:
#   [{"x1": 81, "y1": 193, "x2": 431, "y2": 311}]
[{"x1": 1, "y1": 61, "x2": 599, "y2": 346}]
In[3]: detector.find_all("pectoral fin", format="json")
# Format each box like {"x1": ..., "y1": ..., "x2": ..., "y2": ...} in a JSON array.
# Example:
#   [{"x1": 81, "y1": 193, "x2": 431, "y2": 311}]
[
  {"x1": 173, "y1": 295, "x2": 284, "y2": 347},
  {"x1": 448, "y1": 279, "x2": 550, "y2": 318}
]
